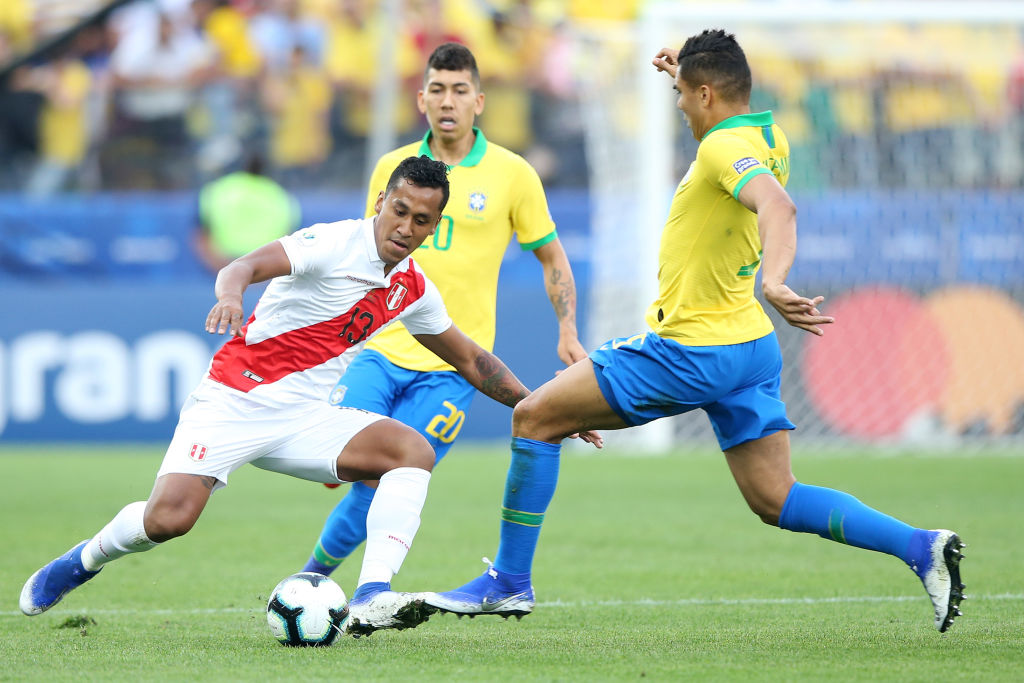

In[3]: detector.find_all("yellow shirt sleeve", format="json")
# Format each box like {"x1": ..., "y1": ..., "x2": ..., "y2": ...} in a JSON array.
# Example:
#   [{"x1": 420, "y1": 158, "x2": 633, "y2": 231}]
[
  {"x1": 511, "y1": 159, "x2": 557, "y2": 250},
  {"x1": 698, "y1": 132, "x2": 773, "y2": 200}
]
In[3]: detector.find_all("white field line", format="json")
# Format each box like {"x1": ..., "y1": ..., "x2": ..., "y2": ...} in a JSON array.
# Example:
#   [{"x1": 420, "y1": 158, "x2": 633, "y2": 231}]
[{"x1": 3, "y1": 593, "x2": 1022, "y2": 618}]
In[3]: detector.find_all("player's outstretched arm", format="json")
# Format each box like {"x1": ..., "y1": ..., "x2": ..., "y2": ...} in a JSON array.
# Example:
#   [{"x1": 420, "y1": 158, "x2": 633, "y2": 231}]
[
  {"x1": 205, "y1": 241, "x2": 292, "y2": 337},
  {"x1": 413, "y1": 326, "x2": 529, "y2": 408},
  {"x1": 736, "y1": 173, "x2": 835, "y2": 336},
  {"x1": 531, "y1": 239, "x2": 587, "y2": 365}
]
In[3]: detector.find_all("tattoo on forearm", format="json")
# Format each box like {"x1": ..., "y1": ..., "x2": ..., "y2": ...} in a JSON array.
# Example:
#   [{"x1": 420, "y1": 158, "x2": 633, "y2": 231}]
[
  {"x1": 475, "y1": 351, "x2": 529, "y2": 408},
  {"x1": 548, "y1": 266, "x2": 576, "y2": 324}
]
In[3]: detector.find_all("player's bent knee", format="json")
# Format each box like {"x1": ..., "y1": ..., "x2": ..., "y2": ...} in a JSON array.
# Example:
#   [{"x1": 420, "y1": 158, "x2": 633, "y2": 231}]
[
  {"x1": 745, "y1": 499, "x2": 783, "y2": 527},
  {"x1": 511, "y1": 394, "x2": 547, "y2": 437},
  {"x1": 143, "y1": 504, "x2": 200, "y2": 542},
  {"x1": 384, "y1": 424, "x2": 435, "y2": 472}
]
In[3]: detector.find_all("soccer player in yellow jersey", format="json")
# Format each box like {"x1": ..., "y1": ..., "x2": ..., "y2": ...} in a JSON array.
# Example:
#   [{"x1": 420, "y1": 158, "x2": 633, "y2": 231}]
[
  {"x1": 425, "y1": 30, "x2": 966, "y2": 633},
  {"x1": 302, "y1": 43, "x2": 588, "y2": 576}
]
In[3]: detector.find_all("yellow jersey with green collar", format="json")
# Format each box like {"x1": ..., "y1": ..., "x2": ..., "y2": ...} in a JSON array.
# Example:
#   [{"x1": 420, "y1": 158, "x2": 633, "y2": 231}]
[
  {"x1": 646, "y1": 110, "x2": 789, "y2": 345},
  {"x1": 364, "y1": 128, "x2": 557, "y2": 371}
]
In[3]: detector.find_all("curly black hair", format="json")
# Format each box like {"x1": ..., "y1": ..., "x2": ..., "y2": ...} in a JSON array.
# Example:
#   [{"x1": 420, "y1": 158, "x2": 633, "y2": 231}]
[
  {"x1": 677, "y1": 29, "x2": 751, "y2": 103},
  {"x1": 424, "y1": 41, "x2": 480, "y2": 89},
  {"x1": 384, "y1": 155, "x2": 451, "y2": 213}
]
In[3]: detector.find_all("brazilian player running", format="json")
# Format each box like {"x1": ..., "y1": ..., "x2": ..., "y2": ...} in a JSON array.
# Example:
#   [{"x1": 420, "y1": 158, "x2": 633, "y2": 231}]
[
  {"x1": 424, "y1": 29, "x2": 966, "y2": 633},
  {"x1": 302, "y1": 43, "x2": 588, "y2": 576}
]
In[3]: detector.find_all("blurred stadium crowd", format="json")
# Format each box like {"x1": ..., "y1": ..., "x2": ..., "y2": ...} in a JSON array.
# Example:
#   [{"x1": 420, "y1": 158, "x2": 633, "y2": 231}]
[
  {"x1": 0, "y1": 0, "x2": 640, "y2": 195},
  {"x1": 2, "y1": 0, "x2": 1024, "y2": 196}
]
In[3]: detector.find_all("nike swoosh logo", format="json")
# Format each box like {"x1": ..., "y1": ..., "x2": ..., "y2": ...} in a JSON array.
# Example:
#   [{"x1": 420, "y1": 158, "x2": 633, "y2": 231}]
[{"x1": 481, "y1": 592, "x2": 530, "y2": 611}]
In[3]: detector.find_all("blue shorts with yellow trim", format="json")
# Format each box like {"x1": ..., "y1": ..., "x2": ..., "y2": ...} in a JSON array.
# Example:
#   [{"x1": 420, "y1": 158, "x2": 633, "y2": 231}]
[
  {"x1": 588, "y1": 331, "x2": 795, "y2": 451},
  {"x1": 328, "y1": 349, "x2": 476, "y2": 462}
]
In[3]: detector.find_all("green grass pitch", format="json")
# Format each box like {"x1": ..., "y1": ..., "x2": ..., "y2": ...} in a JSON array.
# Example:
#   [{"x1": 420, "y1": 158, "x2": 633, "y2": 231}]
[{"x1": 1, "y1": 444, "x2": 1023, "y2": 681}]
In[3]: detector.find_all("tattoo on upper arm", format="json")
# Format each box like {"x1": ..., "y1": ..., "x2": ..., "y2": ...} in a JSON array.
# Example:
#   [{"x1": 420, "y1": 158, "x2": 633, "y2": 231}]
[
  {"x1": 474, "y1": 351, "x2": 529, "y2": 408},
  {"x1": 199, "y1": 475, "x2": 218, "y2": 491}
]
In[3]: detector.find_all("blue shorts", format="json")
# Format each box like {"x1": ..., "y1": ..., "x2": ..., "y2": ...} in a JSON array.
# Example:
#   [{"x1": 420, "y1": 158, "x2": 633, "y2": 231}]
[
  {"x1": 589, "y1": 331, "x2": 795, "y2": 451},
  {"x1": 329, "y1": 350, "x2": 477, "y2": 463}
]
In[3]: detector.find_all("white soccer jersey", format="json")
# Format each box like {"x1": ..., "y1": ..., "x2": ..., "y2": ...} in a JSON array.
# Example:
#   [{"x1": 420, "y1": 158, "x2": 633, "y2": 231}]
[{"x1": 205, "y1": 217, "x2": 452, "y2": 407}]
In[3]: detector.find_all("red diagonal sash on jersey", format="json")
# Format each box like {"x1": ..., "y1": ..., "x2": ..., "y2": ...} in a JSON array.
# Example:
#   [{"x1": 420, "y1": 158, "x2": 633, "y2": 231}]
[{"x1": 208, "y1": 267, "x2": 426, "y2": 392}]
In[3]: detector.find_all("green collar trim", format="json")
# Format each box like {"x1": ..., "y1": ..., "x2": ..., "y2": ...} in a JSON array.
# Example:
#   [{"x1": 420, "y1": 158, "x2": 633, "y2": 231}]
[
  {"x1": 702, "y1": 111, "x2": 775, "y2": 140},
  {"x1": 417, "y1": 127, "x2": 488, "y2": 167}
]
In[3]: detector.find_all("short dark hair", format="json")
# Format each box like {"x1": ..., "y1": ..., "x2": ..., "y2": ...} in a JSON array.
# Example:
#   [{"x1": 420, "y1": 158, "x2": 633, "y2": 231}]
[
  {"x1": 424, "y1": 41, "x2": 480, "y2": 89},
  {"x1": 676, "y1": 29, "x2": 751, "y2": 103},
  {"x1": 384, "y1": 155, "x2": 451, "y2": 213}
]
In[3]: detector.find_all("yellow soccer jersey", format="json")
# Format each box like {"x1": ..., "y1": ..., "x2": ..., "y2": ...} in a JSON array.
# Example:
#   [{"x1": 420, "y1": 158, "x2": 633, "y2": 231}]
[
  {"x1": 646, "y1": 111, "x2": 790, "y2": 345},
  {"x1": 365, "y1": 128, "x2": 556, "y2": 371}
]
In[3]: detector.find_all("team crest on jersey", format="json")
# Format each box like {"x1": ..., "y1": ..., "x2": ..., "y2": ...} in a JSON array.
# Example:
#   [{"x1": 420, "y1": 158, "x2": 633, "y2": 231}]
[
  {"x1": 329, "y1": 384, "x2": 348, "y2": 406},
  {"x1": 469, "y1": 191, "x2": 487, "y2": 212},
  {"x1": 732, "y1": 157, "x2": 760, "y2": 174},
  {"x1": 386, "y1": 283, "x2": 408, "y2": 310},
  {"x1": 189, "y1": 443, "x2": 208, "y2": 461}
]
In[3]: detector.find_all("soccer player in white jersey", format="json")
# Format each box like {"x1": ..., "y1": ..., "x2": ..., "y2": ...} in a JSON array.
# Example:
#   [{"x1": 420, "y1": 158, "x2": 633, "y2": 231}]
[
  {"x1": 301, "y1": 42, "x2": 587, "y2": 578},
  {"x1": 19, "y1": 156, "x2": 592, "y2": 636}
]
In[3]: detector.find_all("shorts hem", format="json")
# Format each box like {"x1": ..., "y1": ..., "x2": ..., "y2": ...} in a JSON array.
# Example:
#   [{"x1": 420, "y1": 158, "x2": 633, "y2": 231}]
[
  {"x1": 717, "y1": 424, "x2": 795, "y2": 451},
  {"x1": 590, "y1": 360, "x2": 641, "y2": 427}
]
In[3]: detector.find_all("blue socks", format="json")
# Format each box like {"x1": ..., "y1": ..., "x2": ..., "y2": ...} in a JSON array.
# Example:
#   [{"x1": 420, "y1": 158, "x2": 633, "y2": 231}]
[
  {"x1": 303, "y1": 481, "x2": 376, "y2": 574},
  {"x1": 493, "y1": 437, "x2": 561, "y2": 576},
  {"x1": 779, "y1": 481, "x2": 929, "y2": 570}
]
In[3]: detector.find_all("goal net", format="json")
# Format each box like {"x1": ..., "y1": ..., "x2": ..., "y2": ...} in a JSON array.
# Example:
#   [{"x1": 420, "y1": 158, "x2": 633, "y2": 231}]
[{"x1": 574, "y1": 1, "x2": 1024, "y2": 451}]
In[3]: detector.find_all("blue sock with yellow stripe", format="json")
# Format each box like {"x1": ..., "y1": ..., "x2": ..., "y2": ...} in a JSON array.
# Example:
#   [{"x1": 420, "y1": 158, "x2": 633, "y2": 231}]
[
  {"x1": 493, "y1": 437, "x2": 560, "y2": 575},
  {"x1": 778, "y1": 482, "x2": 918, "y2": 565}
]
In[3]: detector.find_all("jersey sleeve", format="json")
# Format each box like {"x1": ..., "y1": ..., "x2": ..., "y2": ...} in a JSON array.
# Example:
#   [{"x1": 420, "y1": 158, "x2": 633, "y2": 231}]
[
  {"x1": 698, "y1": 132, "x2": 773, "y2": 200},
  {"x1": 510, "y1": 160, "x2": 558, "y2": 251},
  {"x1": 399, "y1": 273, "x2": 453, "y2": 336},
  {"x1": 278, "y1": 222, "x2": 347, "y2": 276}
]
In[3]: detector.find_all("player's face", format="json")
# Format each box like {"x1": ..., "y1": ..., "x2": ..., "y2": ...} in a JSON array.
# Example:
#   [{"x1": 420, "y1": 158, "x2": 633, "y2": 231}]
[
  {"x1": 418, "y1": 68, "x2": 484, "y2": 144},
  {"x1": 373, "y1": 180, "x2": 444, "y2": 267},
  {"x1": 674, "y1": 71, "x2": 705, "y2": 140}
]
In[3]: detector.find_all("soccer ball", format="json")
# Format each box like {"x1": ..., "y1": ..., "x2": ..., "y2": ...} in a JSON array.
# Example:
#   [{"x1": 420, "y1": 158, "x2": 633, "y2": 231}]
[{"x1": 266, "y1": 572, "x2": 349, "y2": 647}]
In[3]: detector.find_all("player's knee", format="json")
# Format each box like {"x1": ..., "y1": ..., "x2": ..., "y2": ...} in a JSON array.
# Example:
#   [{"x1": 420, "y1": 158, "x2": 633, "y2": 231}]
[
  {"x1": 143, "y1": 502, "x2": 200, "y2": 542},
  {"x1": 511, "y1": 394, "x2": 545, "y2": 437},
  {"x1": 745, "y1": 498, "x2": 783, "y2": 527},
  {"x1": 382, "y1": 425, "x2": 435, "y2": 473}
]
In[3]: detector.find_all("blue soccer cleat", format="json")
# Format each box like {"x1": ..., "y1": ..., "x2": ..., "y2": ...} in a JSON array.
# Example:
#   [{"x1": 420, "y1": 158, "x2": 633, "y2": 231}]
[
  {"x1": 423, "y1": 558, "x2": 535, "y2": 619},
  {"x1": 344, "y1": 581, "x2": 437, "y2": 637},
  {"x1": 20, "y1": 540, "x2": 101, "y2": 616},
  {"x1": 911, "y1": 529, "x2": 966, "y2": 632}
]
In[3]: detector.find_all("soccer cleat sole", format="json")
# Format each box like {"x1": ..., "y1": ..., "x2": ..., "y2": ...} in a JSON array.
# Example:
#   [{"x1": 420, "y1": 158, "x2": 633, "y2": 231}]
[
  {"x1": 424, "y1": 592, "x2": 533, "y2": 619},
  {"x1": 938, "y1": 534, "x2": 966, "y2": 633},
  {"x1": 345, "y1": 596, "x2": 437, "y2": 638}
]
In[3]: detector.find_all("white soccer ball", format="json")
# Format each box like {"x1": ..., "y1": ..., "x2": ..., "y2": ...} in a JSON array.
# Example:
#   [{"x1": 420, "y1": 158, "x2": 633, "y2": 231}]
[{"x1": 266, "y1": 572, "x2": 349, "y2": 647}]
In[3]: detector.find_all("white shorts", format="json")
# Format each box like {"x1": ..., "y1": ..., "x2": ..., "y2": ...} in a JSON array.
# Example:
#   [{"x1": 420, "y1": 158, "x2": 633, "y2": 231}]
[{"x1": 156, "y1": 381, "x2": 385, "y2": 490}]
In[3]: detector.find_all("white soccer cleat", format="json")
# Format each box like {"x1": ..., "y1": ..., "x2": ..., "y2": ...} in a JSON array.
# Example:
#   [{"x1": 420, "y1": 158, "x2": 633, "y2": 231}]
[
  {"x1": 344, "y1": 585, "x2": 437, "y2": 637},
  {"x1": 919, "y1": 529, "x2": 966, "y2": 633}
]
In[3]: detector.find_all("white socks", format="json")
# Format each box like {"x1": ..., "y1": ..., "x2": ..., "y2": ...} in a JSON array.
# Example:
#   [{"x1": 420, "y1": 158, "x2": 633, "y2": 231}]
[
  {"x1": 81, "y1": 501, "x2": 159, "y2": 571},
  {"x1": 357, "y1": 467, "x2": 431, "y2": 587}
]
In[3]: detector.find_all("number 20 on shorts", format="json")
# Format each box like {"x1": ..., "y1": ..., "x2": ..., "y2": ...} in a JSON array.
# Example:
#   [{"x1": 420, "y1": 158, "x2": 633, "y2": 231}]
[{"x1": 425, "y1": 400, "x2": 465, "y2": 444}]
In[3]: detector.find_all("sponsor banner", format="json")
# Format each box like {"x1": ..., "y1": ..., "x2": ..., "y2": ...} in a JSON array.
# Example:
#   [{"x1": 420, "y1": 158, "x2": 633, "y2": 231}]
[{"x1": 0, "y1": 282, "x2": 575, "y2": 442}]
